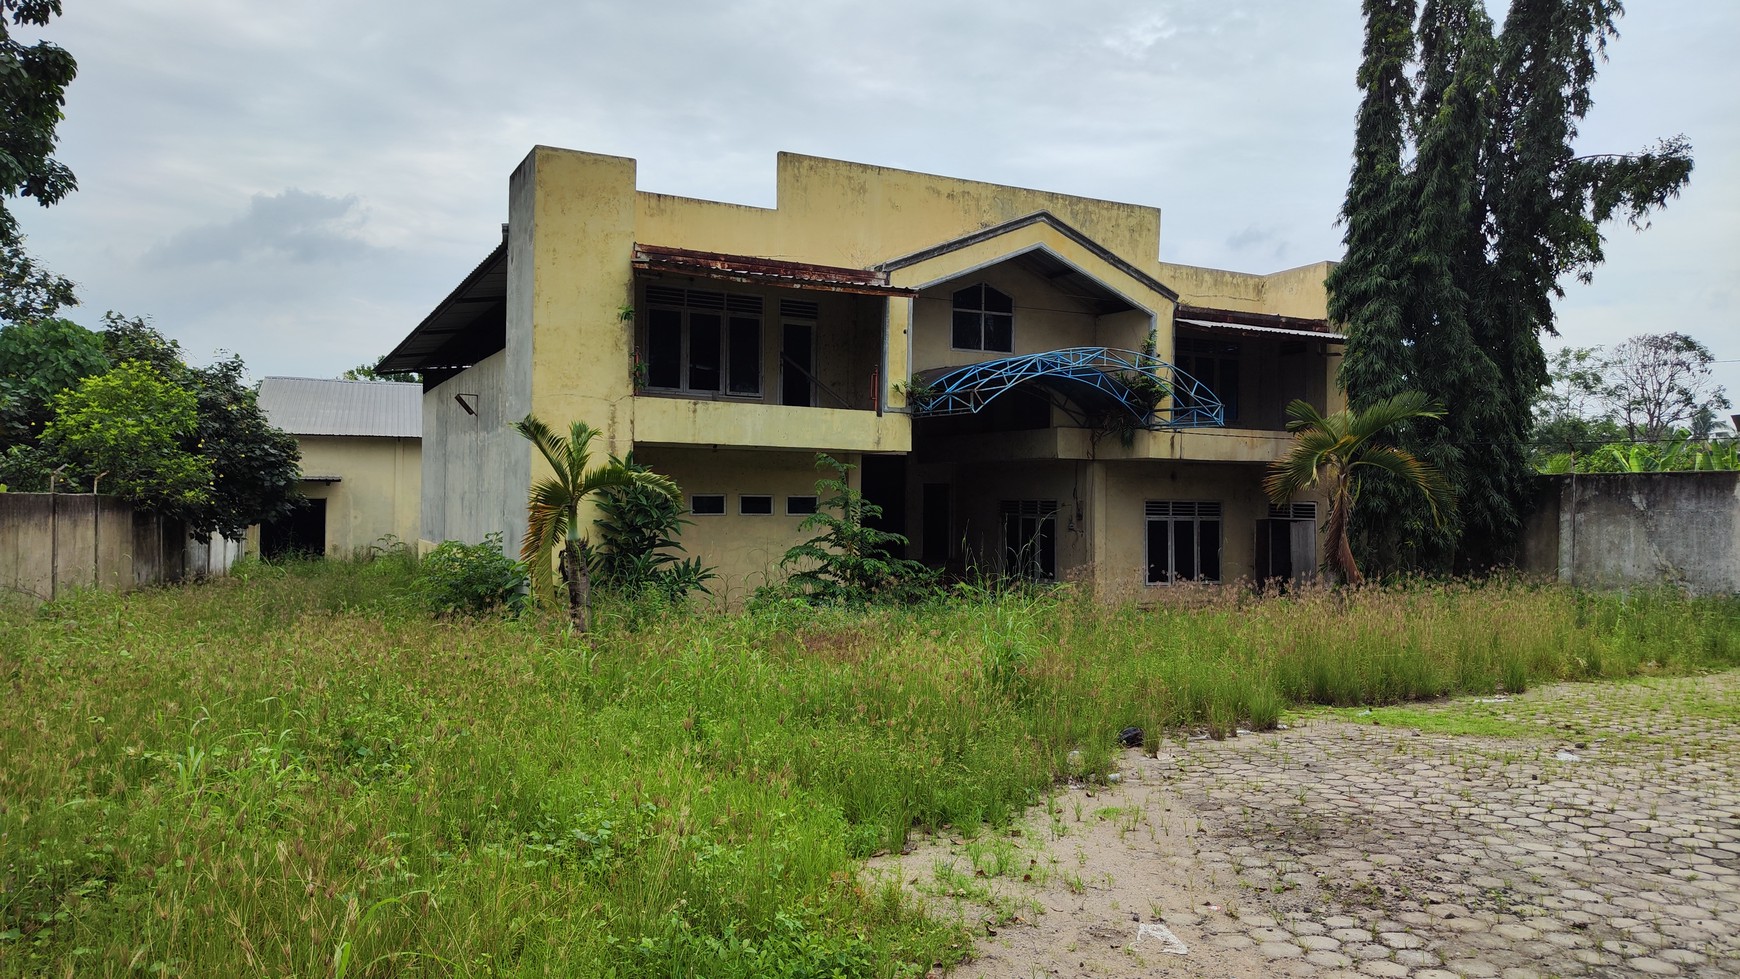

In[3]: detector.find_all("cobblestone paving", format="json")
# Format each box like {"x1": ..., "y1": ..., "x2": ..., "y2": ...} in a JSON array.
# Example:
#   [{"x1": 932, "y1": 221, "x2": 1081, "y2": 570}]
[{"x1": 1154, "y1": 672, "x2": 1739, "y2": 978}]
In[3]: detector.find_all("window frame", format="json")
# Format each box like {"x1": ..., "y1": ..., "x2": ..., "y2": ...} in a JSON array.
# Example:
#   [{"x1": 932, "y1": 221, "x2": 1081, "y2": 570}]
[
  {"x1": 1001, "y1": 499, "x2": 1058, "y2": 581},
  {"x1": 786, "y1": 495, "x2": 818, "y2": 516},
  {"x1": 642, "y1": 287, "x2": 764, "y2": 398},
  {"x1": 690, "y1": 494, "x2": 726, "y2": 516},
  {"x1": 951, "y1": 283, "x2": 1015, "y2": 354},
  {"x1": 1144, "y1": 500, "x2": 1223, "y2": 585},
  {"x1": 739, "y1": 494, "x2": 774, "y2": 515}
]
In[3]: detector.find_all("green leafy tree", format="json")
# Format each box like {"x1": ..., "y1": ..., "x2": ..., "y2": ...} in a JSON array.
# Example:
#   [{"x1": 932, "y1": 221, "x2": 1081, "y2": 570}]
[
  {"x1": 1264, "y1": 393, "x2": 1455, "y2": 587},
  {"x1": 39, "y1": 360, "x2": 211, "y2": 511},
  {"x1": 1331, "y1": 0, "x2": 1693, "y2": 573},
  {"x1": 592, "y1": 452, "x2": 715, "y2": 601},
  {"x1": 0, "y1": 316, "x2": 105, "y2": 448},
  {"x1": 774, "y1": 454, "x2": 932, "y2": 605},
  {"x1": 340, "y1": 357, "x2": 420, "y2": 383},
  {"x1": 1, "y1": 1, "x2": 79, "y2": 319},
  {"x1": 189, "y1": 355, "x2": 301, "y2": 538},
  {"x1": 511, "y1": 415, "x2": 678, "y2": 631},
  {"x1": 0, "y1": 232, "x2": 76, "y2": 322}
]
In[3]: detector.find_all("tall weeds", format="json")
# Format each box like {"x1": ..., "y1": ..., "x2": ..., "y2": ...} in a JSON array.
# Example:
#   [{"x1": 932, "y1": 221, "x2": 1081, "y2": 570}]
[{"x1": 2, "y1": 569, "x2": 1734, "y2": 976}]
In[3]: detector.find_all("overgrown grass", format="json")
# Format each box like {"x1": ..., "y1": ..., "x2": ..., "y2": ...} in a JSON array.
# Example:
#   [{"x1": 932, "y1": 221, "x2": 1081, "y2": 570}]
[{"x1": 2, "y1": 566, "x2": 1736, "y2": 977}]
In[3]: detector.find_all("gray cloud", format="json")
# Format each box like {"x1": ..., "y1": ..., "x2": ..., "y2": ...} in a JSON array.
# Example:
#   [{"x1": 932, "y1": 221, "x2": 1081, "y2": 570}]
[
  {"x1": 7, "y1": 0, "x2": 1735, "y2": 394},
  {"x1": 143, "y1": 189, "x2": 372, "y2": 268}
]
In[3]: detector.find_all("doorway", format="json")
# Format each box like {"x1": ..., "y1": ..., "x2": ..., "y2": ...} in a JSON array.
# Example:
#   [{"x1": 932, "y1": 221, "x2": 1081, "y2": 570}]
[
  {"x1": 262, "y1": 498, "x2": 327, "y2": 559},
  {"x1": 782, "y1": 323, "x2": 813, "y2": 407}
]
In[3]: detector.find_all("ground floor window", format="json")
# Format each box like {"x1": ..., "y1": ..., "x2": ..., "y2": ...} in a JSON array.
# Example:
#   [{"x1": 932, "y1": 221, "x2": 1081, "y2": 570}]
[
  {"x1": 1146, "y1": 500, "x2": 1221, "y2": 583},
  {"x1": 1001, "y1": 499, "x2": 1058, "y2": 580}
]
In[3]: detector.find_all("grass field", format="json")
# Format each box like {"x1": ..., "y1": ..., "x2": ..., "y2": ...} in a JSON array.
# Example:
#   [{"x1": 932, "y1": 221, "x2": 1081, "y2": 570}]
[{"x1": 3, "y1": 560, "x2": 1737, "y2": 977}]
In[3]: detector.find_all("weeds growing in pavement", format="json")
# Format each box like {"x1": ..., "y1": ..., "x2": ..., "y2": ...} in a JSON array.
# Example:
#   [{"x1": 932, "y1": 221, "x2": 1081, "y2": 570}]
[{"x1": 1, "y1": 566, "x2": 1736, "y2": 976}]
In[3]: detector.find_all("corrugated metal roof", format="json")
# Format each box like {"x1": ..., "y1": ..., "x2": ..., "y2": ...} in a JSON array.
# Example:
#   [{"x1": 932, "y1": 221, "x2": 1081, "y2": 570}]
[
  {"x1": 257, "y1": 377, "x2": 422, "y2": 438},
  {"x1": 633, "y1": 244, "x2": 914, "y2": 297},
  {"x1": 1176, "y1": 318, "x2": 1347, "y2": 343}
]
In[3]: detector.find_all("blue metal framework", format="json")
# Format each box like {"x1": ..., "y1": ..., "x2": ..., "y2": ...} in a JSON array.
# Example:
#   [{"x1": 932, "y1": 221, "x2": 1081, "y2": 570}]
[{"x1": 908, "y1": 347, "x2": 1224, "y2": 429}]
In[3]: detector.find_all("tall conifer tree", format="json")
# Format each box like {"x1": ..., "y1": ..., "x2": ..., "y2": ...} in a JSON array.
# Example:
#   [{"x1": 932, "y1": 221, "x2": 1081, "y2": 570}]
[{"x1": 1332, "y1": 0, "x2": 1692, "y2": 572}]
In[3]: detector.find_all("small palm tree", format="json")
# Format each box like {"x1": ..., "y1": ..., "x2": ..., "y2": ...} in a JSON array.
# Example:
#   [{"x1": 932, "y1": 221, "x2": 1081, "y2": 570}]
[
  {"x1": 1264, "y1": 392, "x2": 1455, "y2": 587},
  {"x1": 511, "y1": 415, "x2": 678, "y2": 630}
]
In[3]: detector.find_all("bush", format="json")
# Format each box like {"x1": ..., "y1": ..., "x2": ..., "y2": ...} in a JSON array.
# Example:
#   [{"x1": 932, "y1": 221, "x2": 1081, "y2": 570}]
[
  {"x1": 593, "y1": 453, "x2": 716, "y2": 603},
  {"x1": 760, "y1": 454, "x2": 934, "y2": 607},
  {"x1": 415, "y1": 533, "x2": 528, "y2": 616}
]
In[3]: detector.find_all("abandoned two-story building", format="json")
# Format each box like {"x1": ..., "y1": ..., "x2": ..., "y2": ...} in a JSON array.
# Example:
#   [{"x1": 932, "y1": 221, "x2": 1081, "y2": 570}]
[{"x1": 380, "y1": 147, "x2": 1342, "y2": 601}]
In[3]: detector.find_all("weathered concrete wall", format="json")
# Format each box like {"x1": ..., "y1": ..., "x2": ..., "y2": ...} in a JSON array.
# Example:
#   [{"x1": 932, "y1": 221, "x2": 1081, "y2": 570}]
[
  {"x1": 422, "y1": 349, "x2": 527, "y2": 548},
  {"x1": 1525, "y1": 473, "x2": 1740, "y2": 595},
  {"x1": 0, "y1": 494, "x2": 236, "y2": 601}
]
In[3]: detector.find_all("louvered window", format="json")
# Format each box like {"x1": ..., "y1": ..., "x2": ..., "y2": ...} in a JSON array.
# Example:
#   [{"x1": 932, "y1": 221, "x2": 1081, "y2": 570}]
[
  {"x1": 1146, "y1": 500, "x2": 1222, "y2": 584},
  {"x1": 1267, "y1": 502, "x2": 1318, "y2": 521},
  {"x1": 780, "y1": 298, "x2": 819, "y2": 320},
  {"x1": 1001, "y1": 500, "x2": 1058, "y2": 581},
  {"x1": 643, "y1": 288, "x2": 763, "y2": 396}
]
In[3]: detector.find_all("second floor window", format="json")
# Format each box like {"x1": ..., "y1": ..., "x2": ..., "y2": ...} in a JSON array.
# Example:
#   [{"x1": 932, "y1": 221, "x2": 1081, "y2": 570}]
[
  {"x1": 952, "y1": 284, "x2": 1014, "y2": 353},
  {"x1": 644, "y1": 286, "x2": 762, "y2": 396}
]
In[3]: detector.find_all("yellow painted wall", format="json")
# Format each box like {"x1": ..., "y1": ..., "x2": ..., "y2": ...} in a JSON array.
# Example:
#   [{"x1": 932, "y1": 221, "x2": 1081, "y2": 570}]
[
  {"x1": 293, "y1": 435, "x2": 421, "y2": 555},
  {"x1": 628, "y1": 446, "x2": 857, "y2": 605},
  {"x1": 497, "y1": 146, "x2": 1340, "y2": 597}
]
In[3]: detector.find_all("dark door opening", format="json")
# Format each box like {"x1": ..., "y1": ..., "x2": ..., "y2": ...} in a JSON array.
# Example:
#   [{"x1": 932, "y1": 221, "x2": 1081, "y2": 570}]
[
  {"x1": 859, "y1": 455, "x2": 907, "y2": 557},
  {"x1": 921, "y1": 482, "x2": 951, "y2": 564},
  {"x1": 1256, "y1": 518, "x2": 1316, "y2": 585},
  {"x1": 782, "y1": 323, "x2": 814, "y2": 407},
  {"x1": 262, "y1": 498, "x2": 327, "y2": 560}
]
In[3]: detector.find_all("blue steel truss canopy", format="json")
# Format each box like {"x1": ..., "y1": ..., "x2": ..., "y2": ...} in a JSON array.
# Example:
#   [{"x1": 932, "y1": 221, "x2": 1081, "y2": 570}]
[{"x1": 909, "y1": 347, "x2": 1224, "y2": 429}]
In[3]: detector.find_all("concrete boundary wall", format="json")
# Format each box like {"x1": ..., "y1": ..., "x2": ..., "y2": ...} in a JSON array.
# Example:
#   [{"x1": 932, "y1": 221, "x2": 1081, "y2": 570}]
[
  {"x1": 1522, "y1": 472, "x2": 1740, "y2": 595},
  {"x1": 0, "y1": 493, "x2": 240, "y2": 602}
]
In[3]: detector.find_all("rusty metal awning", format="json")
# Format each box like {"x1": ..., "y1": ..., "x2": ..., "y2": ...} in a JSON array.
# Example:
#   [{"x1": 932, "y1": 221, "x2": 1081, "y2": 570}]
[
  {"x1": 1175, "y1": 305, "x2": 1343, "y2": 343},
  {"x1": 633, "y1": 244, "x2": 914, "y2": 297}
]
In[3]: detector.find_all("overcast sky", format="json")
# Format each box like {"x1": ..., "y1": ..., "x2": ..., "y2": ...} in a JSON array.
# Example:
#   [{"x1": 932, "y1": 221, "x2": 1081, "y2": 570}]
[{"x1": 12, "y1": 0, "x2": 1739, "y2": 399}]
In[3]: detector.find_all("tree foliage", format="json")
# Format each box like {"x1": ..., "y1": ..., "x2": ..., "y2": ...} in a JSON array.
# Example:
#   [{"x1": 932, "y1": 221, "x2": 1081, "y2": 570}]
[
  {"x1": 1601, "y1": 332, "x2": 1728, "y2": 442},
  {"x1": 772, "y1": 454, "x2": 932, "y2": 606},
  {"x1": 1, "y1": 0, "x2": 79, "y2": 321},
  {"x1": 1330, "y1": 0, "x2": 1693, "y2": 573},
  {"x1": 39, "y1": 360, "x2": 211, "y2": 510},
  {"x1": 1264, "y1": 392, "x2": 1455, "y2": 587},
  {"x1": 592, "y1": 452, "x2": 715, "y2": 602},
  {"x1": 0, "y1": 313, "x2": 300, "y2": 536},
  {"x1": 0, "y1": 315, "x2": 105, "y2": 447},
  {"x1": 511, "y1": 415, "x2": 679, "y2": 631}
]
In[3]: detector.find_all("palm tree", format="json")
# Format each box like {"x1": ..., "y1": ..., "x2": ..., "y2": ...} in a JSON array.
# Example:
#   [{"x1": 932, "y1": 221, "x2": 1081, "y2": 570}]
[
  {"x1": 511, "y1": 415, "x2": 678, "y2": 630},
  {"x1": 1264, "y1": 392, "x2": 1455, "y2": 586}
]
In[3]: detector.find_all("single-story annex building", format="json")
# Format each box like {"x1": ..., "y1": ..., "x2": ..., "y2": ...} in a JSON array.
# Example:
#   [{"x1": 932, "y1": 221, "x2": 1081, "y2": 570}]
[
  {"x1": 253, "y1": 376, "x2": 422, "y2": 559},
  {"x1": 381, "y1": 147, "x2": 1342, "y2": 601}
]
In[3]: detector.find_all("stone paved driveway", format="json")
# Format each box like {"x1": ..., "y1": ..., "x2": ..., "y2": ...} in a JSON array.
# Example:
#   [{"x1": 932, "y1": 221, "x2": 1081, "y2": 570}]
[{"x1": 1162, "y1": 671, "x2": 1740, "y2": 978}]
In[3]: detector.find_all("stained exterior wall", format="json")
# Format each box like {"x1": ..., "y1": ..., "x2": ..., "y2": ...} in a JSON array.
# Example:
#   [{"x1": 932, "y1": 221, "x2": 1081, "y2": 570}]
[
  {"x1": 0, "y1": 493, "x2": 237, "y2": 601},
  {"x1": 1523, "y1": 473, "x2": 1740, "y2": 595},
  {"x1": 421, "y1": 348, "x2": 528, "y2": 548},
  {"x1": 420, "y1": 146, "x2": 1338, "y2": 596}
]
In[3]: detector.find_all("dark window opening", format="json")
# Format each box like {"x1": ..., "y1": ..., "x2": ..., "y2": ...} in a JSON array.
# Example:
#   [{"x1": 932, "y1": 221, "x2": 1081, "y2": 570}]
[
  {"x1": 691, "y1": 494, "x2": 726, "y2": 515},
  {"x1": 786, "y1": 495, "x2": 818, "y2": 515},
  {"x1": 739, "y1": 494, "x2": 773, "y2": 515},
  {"x1": 1145, "y1": 501, "x2": 1222, "y2": 584},
  {"x1": 643, "y1": 288, "x2": 763, "y2": 397},
  {"x1": 1175, "y1": 337, "x2": 1241, "y2": 423},
  {"x1": 952, "y1": 284, "x2": 1015, "y2": 353}
]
